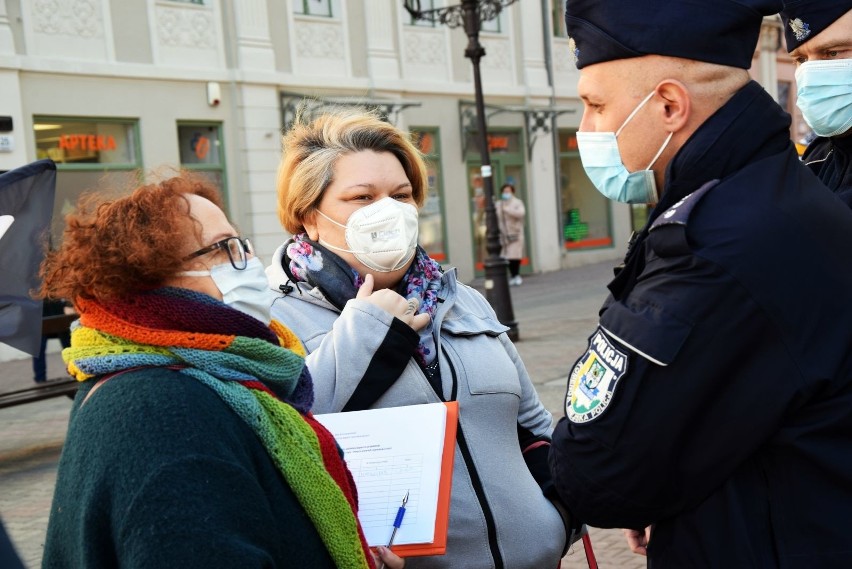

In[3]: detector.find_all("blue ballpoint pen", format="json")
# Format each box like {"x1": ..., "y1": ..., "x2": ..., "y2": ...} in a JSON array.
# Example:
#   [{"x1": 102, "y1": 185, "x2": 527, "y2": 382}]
[{"x1": 378, "y1": 490, "x2": 409, "y2": 569}]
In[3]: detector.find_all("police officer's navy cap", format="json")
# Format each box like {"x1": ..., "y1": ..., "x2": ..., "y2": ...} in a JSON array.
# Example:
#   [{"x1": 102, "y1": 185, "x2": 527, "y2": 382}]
[
  {"x1": 779, "y1": 1, "x2": 852, "y2": 52},
  {"x1": 564, "y1": 0, "x2": 783, "y2": 70}
]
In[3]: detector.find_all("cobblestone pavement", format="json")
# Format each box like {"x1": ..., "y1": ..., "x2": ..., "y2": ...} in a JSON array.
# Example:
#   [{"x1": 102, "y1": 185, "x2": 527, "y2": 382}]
[{"x1": 0, "y1": 260, "x2": 645, "y2": 568}]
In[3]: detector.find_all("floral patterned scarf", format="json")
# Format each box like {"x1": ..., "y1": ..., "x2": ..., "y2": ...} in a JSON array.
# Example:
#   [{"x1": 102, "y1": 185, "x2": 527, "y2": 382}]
[{"x1": 283, "y1": 234, "x2": 444, "y2": 364}]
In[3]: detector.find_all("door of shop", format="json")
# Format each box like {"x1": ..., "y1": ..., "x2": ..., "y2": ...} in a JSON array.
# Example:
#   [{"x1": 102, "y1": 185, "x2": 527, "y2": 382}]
[{"x1": 466, "y1": 133, "x2": 527, "y2": 277}]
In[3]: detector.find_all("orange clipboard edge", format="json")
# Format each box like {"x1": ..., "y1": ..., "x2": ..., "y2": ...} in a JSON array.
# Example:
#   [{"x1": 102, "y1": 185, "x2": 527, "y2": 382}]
[{"x1": 389, "y1": 401, "x2": 458, "y2": 557}]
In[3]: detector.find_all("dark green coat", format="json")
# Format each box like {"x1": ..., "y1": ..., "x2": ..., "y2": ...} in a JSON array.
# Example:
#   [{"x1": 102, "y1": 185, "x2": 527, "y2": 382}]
[{"x1": 43, "y1": 368, "x2": 337, "y2": 568}]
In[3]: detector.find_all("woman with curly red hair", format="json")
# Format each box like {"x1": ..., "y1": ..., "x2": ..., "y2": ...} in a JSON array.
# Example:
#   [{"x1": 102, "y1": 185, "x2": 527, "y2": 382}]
[{"x1": 40, "y1": 174, "x2": 403, "y2": 569}]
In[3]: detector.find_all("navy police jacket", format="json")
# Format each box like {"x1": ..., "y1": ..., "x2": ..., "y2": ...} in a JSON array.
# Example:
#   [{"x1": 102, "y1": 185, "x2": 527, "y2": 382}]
[{"x1": 550, "y1": 81, "x2": 852, "y2": 568}]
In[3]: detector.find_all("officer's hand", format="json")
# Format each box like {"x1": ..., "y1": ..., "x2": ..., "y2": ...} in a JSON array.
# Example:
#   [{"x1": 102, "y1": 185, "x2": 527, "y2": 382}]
[
  {"x1": 623, "y1": 526, "x2": 652, "y2": 556},
  {"x1": 357, "y1": 274, "x2": 431, "y2": 332}
]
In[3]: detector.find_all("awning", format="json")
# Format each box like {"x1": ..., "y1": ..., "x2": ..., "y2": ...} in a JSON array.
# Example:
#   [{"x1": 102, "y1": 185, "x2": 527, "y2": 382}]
[{"x1": 280, "y1": 92, "x2": 422, "y2": 131}]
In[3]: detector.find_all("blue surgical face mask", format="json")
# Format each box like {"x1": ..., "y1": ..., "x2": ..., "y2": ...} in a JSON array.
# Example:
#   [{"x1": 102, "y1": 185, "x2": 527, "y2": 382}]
[
  {"x1": 795, "y1": 60, "x2": 852, "y2": 138},
  {"x1": 576, "y1": 91, "x2": 673, "y2": 204},
  {"x1": 179, "y1": 257, "x2": 277, "y2": 325},
  {"x1": 501, "y1": 192, "x2": 512, "y2": 200}
]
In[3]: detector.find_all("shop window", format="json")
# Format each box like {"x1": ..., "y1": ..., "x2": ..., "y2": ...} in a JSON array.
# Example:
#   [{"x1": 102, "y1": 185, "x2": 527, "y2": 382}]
[
  {"x1": 177, "y1": 122, "x2": 227, "y2": 202},
  {"x1": 34, "y1": 117, "x2": 141, "y2": 242},
  {"x1": 35, "y1": 119, "x2": 138, "y2": 166},
  {"x1": 411, "y1": 128, "x2": 447, "y2": 263},
  {"x1": 464, "y1": 129, "x2": 526, "y2": 274},
  {"x1": 558, "y1": 130, "x2": 613, "y2": 250},
  {"x1": 294, "y1": 0, "x2": 333, "y2": 17}
]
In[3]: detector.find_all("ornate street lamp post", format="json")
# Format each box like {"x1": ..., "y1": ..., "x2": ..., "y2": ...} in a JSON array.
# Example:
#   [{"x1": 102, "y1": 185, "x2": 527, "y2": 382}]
[{"x1": 403, "y1": 0, "x2": 519, "y2": 341}]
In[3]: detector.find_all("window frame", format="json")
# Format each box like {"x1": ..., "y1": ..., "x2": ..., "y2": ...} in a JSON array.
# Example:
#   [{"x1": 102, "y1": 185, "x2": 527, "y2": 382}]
[
  {"x1": 177, "y1": 120, "x2": 229, "y2": 207},
  {"x1": 551, "y1": 0, "x2": 568, "y2": 37},
  {"x1": 405, "y1": 0, "x2": 437, "y2": 27},
  {"x1": 293, "y1": 0, "x2": 334, "y2": 18},
  {"x1": 480, "y1": 14, "x2": 502, "y2": 34}
]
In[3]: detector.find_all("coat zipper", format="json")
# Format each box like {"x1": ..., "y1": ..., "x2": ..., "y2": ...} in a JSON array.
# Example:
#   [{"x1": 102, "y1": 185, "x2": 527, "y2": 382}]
[{"x1": 441, "y1": 345, "x2": 505, "y2": 569}]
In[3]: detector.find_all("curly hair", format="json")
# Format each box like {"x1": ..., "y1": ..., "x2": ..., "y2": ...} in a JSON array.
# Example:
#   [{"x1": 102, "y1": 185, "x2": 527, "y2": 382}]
[
  {"x1": 40, "y1": 174, "x2": 223, "y2": 304},
  {"x1": 276, "y1": 106, "x2": 428, "y2": 235}
]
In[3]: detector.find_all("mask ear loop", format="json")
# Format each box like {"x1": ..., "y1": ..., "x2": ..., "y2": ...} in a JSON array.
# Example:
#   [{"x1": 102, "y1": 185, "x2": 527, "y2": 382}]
[
  {"x1": 614, "y1": 89, "x2": 674, "y2": 171},
  {"x1": 313, "y1": 209, "x2": 363, "y2": 254},
  {"x1": 616, "y1": 90, "x2": 658, "y2": 137},
  {"x1": 646, "y1": 131, "x2": 674, "y2": 170},
  {"x1": 314, "y1": 208, "x2": 376, "y2": 256},
  {"x1": 315, "y1": 209, "x2": 348, "y2": 229}
]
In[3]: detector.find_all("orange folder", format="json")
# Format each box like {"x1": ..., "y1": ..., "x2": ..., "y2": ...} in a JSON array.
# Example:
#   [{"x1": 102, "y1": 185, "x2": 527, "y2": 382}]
[{"x1": 390, "y1": 400, "x2": 458, "y2": 557}]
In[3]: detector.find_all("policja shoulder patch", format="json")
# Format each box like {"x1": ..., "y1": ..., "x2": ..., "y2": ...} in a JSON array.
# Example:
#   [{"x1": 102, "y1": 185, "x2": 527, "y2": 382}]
[{"x1": 566, "y1": 328, "x2": 628, "y2": 423}]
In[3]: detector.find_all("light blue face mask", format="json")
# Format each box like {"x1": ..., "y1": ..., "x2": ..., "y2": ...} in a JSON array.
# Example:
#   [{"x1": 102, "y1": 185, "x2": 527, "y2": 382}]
[
  {"x1": 179, "y1": 257, "x2": 277, "y2": 325},
  {"x1": 576, "y1": 91, "x2": 673, "y2": 204},
  {"x1": 795, "y1": 60, "x2": 852, "y2": 138}
]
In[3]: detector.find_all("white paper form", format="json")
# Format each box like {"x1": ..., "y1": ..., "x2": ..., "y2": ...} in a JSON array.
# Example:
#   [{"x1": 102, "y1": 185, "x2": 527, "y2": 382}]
[{"x1": 315, "y1": 403, "x2": 448, "y2": 547}]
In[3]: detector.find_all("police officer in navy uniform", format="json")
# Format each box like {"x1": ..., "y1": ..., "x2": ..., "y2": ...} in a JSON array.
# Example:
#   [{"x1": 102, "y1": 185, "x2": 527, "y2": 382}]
[
  {"x1": 781, "y1": 1, "x2": 852, "y2": 207},
  {"x1": 548, "y1": 1, "x2": 852, "y2": 567}
]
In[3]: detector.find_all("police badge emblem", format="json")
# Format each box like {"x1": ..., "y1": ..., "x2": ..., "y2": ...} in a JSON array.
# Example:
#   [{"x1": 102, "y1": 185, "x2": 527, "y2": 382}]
[
  {"x1": 566, "y1": 329, "x2": 627, "y2": 423},
  {"x1": 567, "y1": 37, "x2": 579, "y2": 65},
  {"x1": 789, "y1": 18, "x2": 811, "y2": 41}
]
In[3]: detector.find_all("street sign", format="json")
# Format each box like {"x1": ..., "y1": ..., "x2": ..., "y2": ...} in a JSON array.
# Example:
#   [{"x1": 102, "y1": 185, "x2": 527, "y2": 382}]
[{"x1": 0, "y1": 135, "x2": 14, "y2": 153}]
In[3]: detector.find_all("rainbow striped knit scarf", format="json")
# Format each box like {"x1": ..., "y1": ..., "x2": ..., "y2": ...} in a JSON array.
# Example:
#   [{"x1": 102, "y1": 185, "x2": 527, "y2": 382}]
[{"x1": 63, "y1": 287, "x2": 374, "y2": 569}]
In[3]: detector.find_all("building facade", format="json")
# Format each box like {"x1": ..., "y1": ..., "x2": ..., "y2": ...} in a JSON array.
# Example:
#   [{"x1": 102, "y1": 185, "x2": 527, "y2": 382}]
[
  {"x1": 0, "y1": 2, "x2": 805, "y2": 321},
  {"x1": 1, "y1": 0, "x2": 640, "y2": 291}
]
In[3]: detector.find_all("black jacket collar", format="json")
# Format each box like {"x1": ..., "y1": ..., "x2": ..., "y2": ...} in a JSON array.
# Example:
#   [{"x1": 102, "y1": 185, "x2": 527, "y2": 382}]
[
  {"x1": 607, "y1": 81, "x2": 794, "y2": 301},
  {"x1": 652, "y1": 80, "x2": 793, "y2": 225}
]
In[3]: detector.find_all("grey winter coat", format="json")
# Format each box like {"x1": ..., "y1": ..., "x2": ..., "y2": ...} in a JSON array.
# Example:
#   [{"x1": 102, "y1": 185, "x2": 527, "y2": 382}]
[{"x1": 267, "y1": 244, "x2": 567, "y2": 569}]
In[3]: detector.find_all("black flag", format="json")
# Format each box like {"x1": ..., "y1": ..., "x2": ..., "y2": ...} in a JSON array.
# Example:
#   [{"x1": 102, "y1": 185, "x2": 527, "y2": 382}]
[{"x1": 0, "y1": 159, "x2": 57, "y2": 356}]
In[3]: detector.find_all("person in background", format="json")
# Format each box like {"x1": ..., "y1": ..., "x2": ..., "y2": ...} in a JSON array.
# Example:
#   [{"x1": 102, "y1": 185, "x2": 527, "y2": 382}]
[
  {"x1": 781, "y1": 1, "x2": 852, "y2": 206},
  {"x1": 495, "y1": 182, "x2": 526, "y2": 286},
  {"x1": 39, "y1": 174, "x2": 402, "y2": 569},
  {"x1": 549, "y1": 0, "x2": 852, "y2": 566},
  {"x1": 267, "y1": 108, "x2": 573, "y2": 569},
  {"x1": 31, "y1": 298, "x2": 73, "y2": 383}
]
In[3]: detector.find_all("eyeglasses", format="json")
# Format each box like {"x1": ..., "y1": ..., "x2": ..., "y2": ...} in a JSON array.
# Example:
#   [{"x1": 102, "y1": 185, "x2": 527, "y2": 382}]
[{"x1": 185, "y1": 236, "x2": 254, "y2": 270}]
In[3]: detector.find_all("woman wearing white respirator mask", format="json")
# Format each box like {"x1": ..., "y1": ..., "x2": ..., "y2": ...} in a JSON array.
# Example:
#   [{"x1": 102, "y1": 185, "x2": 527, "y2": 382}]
[{"x1": 267, "y1": 109, "x2": 574, "y2": 569}]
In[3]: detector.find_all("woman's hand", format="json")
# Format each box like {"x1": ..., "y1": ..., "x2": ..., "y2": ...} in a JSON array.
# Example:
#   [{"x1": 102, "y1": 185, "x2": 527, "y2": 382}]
[
  {"x1": 357, "y1": 274, "x2": 431, "y2": 332},
  {"x1": 623, "y1": 526, "x2": 652, "y2": 556},
  {"x1": 372, "y1": 545, "x2": 405, "y2": 568}
]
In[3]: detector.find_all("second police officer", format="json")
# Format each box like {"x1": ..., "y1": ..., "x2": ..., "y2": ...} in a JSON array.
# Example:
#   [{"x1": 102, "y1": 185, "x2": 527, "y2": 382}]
[{"x1": 781, "y1": 1, "x2": 852, "y2": 206}]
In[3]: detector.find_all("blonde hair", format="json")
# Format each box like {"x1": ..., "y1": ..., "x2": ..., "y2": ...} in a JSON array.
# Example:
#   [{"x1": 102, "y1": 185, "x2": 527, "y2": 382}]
[{"x1": 276, "y1": 107, "x2": 428, "y2": 234}]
